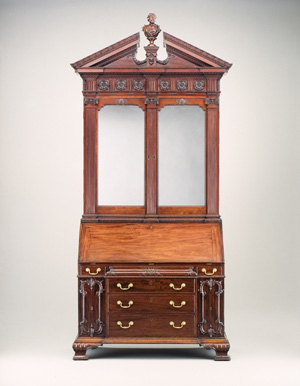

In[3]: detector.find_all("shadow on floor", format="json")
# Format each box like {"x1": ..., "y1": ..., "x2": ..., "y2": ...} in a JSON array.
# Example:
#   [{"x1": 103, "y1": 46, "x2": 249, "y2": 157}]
[{"x1": 87, "y1": 346, "x2": 215, "y2": 360}]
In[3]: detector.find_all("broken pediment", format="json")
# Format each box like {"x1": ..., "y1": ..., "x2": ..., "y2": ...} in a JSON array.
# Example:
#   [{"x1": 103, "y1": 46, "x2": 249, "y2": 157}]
[{"x1": 71, "y1": 14, "x2": 232, "y2": 72}]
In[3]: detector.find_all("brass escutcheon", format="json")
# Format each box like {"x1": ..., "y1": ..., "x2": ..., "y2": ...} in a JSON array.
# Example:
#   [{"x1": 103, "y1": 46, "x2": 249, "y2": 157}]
[
  {"x1": 169, "y1": 300, "x2": 186, "y2": 308},
  {"x1": 169, "y1": 283, "x2": 186, "y2": 291},
  {"x1": 201, "y1": 268, "x2": 217, "y2": 276},
  {"x1": 117, "y1": 300, "x2": 133, "y2": 309},
  {"x1": 117, "y1": 321, "x2": 134, "y2": 329},
  {"x1": 117, "y1": 283, "x2": 133, "y2": 290},
  {"x1": 170, "y1": 321, "x2": 186, "y2": 329}
]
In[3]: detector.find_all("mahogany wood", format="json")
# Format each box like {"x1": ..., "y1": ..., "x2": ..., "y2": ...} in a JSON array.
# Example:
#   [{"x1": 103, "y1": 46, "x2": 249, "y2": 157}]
[{"x1": 72, "y1": 14, "x2": 231, "y2": 361}]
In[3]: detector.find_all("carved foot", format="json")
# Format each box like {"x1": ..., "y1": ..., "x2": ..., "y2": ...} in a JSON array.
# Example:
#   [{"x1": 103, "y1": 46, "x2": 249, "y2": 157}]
[
  {"x1": 73, "y1": 338, "x2": 103, "y2": 360},
  {"x1": 200, "y1": 336, "x2": 231, "y2": 361}
]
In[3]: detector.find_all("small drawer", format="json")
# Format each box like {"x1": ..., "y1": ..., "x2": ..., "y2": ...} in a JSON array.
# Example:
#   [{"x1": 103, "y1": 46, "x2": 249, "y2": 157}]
[
  {"x1": 108, "y1": 313, "x2": 196, "y2": 337},
  {"x1": 78, "y1": 264, "x2": 105, "y2": 277},
  {"x1": 198, "y1": 264, "x2": 223, "y2": 277},
  {"x1": 108, "y1": 294, "x2": 195, "y2": 313},
  {"x1": 108, "y1": 278, "x2": 195, "y2": 293}
]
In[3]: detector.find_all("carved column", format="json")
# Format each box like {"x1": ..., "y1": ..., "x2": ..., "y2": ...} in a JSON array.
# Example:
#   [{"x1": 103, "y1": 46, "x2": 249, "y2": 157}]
[
  {"x1": 205, "y1": 97, "x2": 220, "y2": 215},
  {"x1": 83, "y1": 97, "x2": 98, "y2": 214},
  {"x1": 145, "y1": 96, "x2": 159, "y2": 216}
]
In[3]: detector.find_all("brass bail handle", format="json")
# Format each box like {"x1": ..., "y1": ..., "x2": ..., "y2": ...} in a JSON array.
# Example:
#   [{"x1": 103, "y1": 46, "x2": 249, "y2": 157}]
[
  {"x1": 117, "y1": 283, "x2": 134, "y2": 290},
  {"x1": 117, "y1": 321, "x2": 134, "y2": 329},
  {"x1": 170, "y1": 321, "x2": 186, "y2": 329},
  {"x1": 201, "y1": 268, "x2": 217, "y2": 276},
  {"x1": 85, "y1": 267, "x2": 101, "y2": 276},
  {"x1": 169, "y1": 283, "x2": 186, "y2": 291},
  {"x1": 117, "y1": 300, "x2": 134, "y2": 309},
  {"x1": 169, "y1": 300, "x2": 186, "y2": 308}
]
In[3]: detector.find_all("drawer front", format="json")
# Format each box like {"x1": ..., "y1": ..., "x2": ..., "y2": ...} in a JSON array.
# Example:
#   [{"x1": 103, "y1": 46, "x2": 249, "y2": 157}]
[
  {"x1": 78, "y1": 264, "x2": 105, "y2": 277},
  {"x1": 198, "y1": 264, "x2": 223, "y2": 277},
  {"x1": 108, "y1": 313, "x2": 196, "y2": 337},
  {"x1": 109, "y1": 294, "x2": 195, "y2": 313},
  {"x1": 108, "y1": 278, "x2": 195, "y2": 293}
]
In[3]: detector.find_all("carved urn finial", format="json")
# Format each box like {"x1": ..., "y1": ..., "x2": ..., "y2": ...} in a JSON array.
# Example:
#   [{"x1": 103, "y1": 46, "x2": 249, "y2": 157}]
[{"x1": 142, "y1": 13, "x2": 161, "y2": 46}]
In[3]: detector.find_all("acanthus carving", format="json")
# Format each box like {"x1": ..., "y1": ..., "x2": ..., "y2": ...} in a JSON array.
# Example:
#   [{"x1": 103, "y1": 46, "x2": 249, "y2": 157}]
[
  {"x1": 194, "y1": 80, "x2": 205, "y2": 91},
  {"x1": 132, "y1": 80, "x2": 144, "y2": 90},
  {"x1": 188, "y1": 267, "x2": 197, "y2": 276},
  {"x1": 140, "y1": 268, "x2": 162, "y2": 276},
  {"x1": 205, "y1": 98, "x2": 219, "y2": 105},
  {"x1": 176, "y1": 98, "x2": 188, "y2": 105},
  {"x1": 115, "y1": 80, "x2": 127, "y2": 91},
  {"x1": 159, "y1": 80, "x2": 170, "y2": 91},
  {"x1": 116, "y1": 99, "x2": 127, "y2": 105},
  {"x1": 176, "y1": 80, "x2": 187, "y2": 91},
  {"x1": 99, "y1": 80, "x2": 109, "y2": 91},
  {"x1": 145, "y1": 97, "x2": 159, "y2": 105},
  {"x1": 79, "y1": 279, "x2": 105, "y2": 338},
  {"x1": 84, "y1": 97, "x2": 98, "y2": 105},
  {"x1": 199, "y1": 279, "x2": 224, "y2": 338}
]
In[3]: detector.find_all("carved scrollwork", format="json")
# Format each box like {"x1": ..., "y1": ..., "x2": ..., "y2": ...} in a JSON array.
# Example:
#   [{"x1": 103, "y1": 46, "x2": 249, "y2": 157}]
[
  {"x1": 140, "y1": 268, "x2": 162, "y2": 276},
  {"x1": 145, "y1": 97, "x2": 159, "y2": 105},
  {"x1": 133, "y1": 80, "x2": 144, "y2": 90},
  {"x1": 159, "y1": 80, "x2": 170, "y2": 91},
  {"x1": 205, "y1": 98, "x2": 219, "y2": 105},
  {"x1": 99, "y1": 80, "x2": 109, "y2": 91},
  {"x1": 116, "y1": 99, "x2": 127, "y2": 105},
  {"x1": 115, "y1": 80, "x2": 127, "y2": 90},
  {"x1": 176, "y1": 80, "x2": 187, "y2": 91},
  {"x1": 79, "y1": 279, "x2": 105, "y2": 337},
  {"x1": 199, "y1": 279, "x2": 224, "y2": 338},
  {"x1": 176, "y1": 98, "x2": 188, "y2": 105},
  {"x1": 84, "y1": 98, "x2": 98, "y2": 105},
  {"x1": 194, "y1": 80, "x2": 205, "y2": 91}
]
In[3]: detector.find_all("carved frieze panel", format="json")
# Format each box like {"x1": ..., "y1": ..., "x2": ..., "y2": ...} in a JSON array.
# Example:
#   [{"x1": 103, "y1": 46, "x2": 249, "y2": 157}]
[
  {"x1": 84, "y1": 97, "x2": 98, "y2": 105},
  {"x1": 115, "y1": 80, "x2": 127, "y2": 90},
  {"x1": 159, "y1": 80, "x2": 170, "y2": 91},
  {"x1": 194, "y1": 80, "x2": 205, "y2": 91},
  {"x1": 205, "y1": 98, "x2": 219, "y2": 105},
  {"x1": 133, "y1": 80, "x2": 145, "y2": 90},
  {"x1": 145, "y1": 97, "x2": 159, "y2": 105},
  {"x1": 99, "y1": 80, "x2": 109, "y2": 91},
  {"x1": 176, "y1": 80, "x2": 187, "y2": 91}
]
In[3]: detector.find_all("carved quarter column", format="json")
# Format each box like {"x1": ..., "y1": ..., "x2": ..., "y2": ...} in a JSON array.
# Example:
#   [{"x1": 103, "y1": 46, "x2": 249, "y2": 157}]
[
  {"x1": 205, "y1": 97, "x2": 220, "y2": 215},
  {"x1": 144, "y1": 95, "x2": 159, "y2": 216}
]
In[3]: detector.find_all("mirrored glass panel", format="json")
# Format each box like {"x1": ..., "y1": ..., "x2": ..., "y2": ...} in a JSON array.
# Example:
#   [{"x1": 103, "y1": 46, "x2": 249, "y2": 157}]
[
  {"x1": 98, "y1": 105, "x2": 144, "y2": 206},
  {"x1": 158, "y1": 105, "x2": 205, "y2": 206}
]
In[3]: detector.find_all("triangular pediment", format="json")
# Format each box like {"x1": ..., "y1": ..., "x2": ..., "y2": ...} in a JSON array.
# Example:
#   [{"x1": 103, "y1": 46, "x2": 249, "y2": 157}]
[{"x1": 71, "y1": 31, "x2": 231, "y2": 71}]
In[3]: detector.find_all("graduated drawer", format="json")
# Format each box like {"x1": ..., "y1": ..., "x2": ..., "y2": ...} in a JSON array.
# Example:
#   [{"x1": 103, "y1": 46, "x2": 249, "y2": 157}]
[
  {"x1": 108, "y1": 313, "x2": 196, "y2": 337},
  {"x1": 198, "y1": 264, "x2": 224, "y2": 277},
  {"x1": 108, "y1": 278, "x2": 195, "y2": 293},
  {"x1": 108, "y1": 294, "x2": 195, "y2": 313}
]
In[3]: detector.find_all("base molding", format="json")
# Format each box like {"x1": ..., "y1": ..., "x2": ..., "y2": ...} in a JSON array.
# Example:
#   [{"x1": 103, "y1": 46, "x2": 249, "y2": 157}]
[
  {"x1": 73, "y1": 335, "x2": 230, "y2": 361},
  {"x1": 199, "y1": 335, "x2": 231, "y2": 361}
]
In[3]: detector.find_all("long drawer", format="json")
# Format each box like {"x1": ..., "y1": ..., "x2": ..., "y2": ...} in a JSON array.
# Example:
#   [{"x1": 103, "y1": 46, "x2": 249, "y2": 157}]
[
  {"x1": 109, "y1": 294, "x2": 195, "y2": 313},
  {"x1": 108, "y1": 313, "x2": 196, "y2": 337},
  {"x1": 108, "y1": 278, "x2": 195, "y2": 293}
]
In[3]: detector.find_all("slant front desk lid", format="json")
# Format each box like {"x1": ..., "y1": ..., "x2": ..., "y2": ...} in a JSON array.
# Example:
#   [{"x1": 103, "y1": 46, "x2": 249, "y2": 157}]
[{"x1": 79, "y1": 223, "x2": 223, "y2": 263}]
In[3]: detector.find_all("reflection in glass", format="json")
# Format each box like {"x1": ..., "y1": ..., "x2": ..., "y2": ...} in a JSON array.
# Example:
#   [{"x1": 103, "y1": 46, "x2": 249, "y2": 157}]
[
  {"x1": 158, "y1": 105, "x2": 205, "y2": 206},
  {"x1": 98, "y1": 105, "x2": 144, "y2": 206}
]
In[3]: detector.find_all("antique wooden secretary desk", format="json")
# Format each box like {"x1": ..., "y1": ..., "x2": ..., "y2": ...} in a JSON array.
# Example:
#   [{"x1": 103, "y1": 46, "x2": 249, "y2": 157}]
[{"x1": 71, "y1": 14, "x2": 232, "y2": 361}]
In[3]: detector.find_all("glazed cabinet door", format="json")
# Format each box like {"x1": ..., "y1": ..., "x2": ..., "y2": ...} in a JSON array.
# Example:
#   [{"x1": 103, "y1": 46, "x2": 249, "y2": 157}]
[
  {"x1": 198, "y1": 278, "x2": 225, "y2": 338},
  {"x1": 78, "y1": 278, "x2": 105, "y2": 337}
]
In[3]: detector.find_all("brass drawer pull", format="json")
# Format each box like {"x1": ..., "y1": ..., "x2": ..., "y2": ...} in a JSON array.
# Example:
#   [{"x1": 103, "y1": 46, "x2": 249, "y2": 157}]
[
  {"x1": 169, "y1": 283, "x2": 186, "y2": 291},
  {"x1": 85, "y1": 267, "x2": 101, "y2": 276},
  {"x1": 117, "y1": 283, "x2": 133, "y2": 290},
  {"x1": 117, "y1": 300, "x2": 133, "y2": 309},
  {"x1": 170, "y1": 321, "x2": 186, "y2": 329},
  {"x1": 169, "y1": 300, "x2": 186, "y2": 308},
  {"x1": 117, "y1": 321, "x2": 134, "y2": 329},
  {"x1": 201, "y1": 268, "x2": 217, "y2": 276}
]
